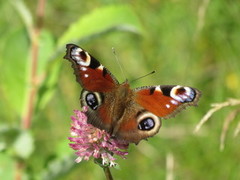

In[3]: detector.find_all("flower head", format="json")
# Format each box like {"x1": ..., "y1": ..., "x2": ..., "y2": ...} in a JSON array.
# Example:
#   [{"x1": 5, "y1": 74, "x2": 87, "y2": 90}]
[{"x1": 68, "y1": 107, "x2": 129, "y2": 167}]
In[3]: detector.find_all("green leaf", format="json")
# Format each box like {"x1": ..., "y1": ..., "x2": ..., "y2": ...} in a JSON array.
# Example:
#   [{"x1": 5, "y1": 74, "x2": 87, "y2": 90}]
[
  {"x1": 34, "y1": 30, "x2": 57, "y2": 111},
  {"x1": 40, "y1": 155, "x2": 76, "y2": 180},
  {"x1": 0, "y1": 28, "x2": 29, "y2": 116},
  {"x1": 35, "y1": 59, "x2": 61, "y2": 111},
  {"x1": 36, "y1": 5, "x2": 144, "y2": 112},
  {"x1": 11, "y1": 0, "x2": 33, "y2": 38},
  {"x1": 0, "y1": 124, "x2": 20, "y2": 152},
  {"x1": 37, "y1": 29, "x2": 55, "y2": 76},
  {"x1": 58, "y1": 5, "x2": 143, "y2": 47},
  {"x1": 13, "y1": 130, "x2": 34, "y2": 159}
]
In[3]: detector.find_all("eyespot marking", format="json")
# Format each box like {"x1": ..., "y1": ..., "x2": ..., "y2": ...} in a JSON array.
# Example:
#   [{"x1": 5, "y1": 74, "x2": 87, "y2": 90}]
[
  {"x1": 170, "y1": 86, "x2": 196, "y2": 103},
  {"x1": 137, "y1": 111, "x2": 160, "y2": 132},
  {"x1": 70, "y1": 47, "x2": 91, "y2": 66},
  {"x1": 81, "y1": 91, "x2": 102, "y2": 111},
  {"x1": 138, "y1": 118, "x2": 155, "y2": 130}
]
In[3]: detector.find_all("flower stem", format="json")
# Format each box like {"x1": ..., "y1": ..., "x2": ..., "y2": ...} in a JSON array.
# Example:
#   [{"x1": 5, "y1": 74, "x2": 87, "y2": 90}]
[
  {"x1": 17, "y1": 0, "x2": 46, "y2": 180},
  {"x1": 94, "y1": 158, "x2": 114, "y2": 180},
  {"x1": 22, "y1": 0, "x2": 46, "y2": 129},
  {"x1": 103, "y1": 166, "x2": 113, "y2": 180},
  {"x1": 15, "y1": 160, "x2": 24, "y2": 180}
]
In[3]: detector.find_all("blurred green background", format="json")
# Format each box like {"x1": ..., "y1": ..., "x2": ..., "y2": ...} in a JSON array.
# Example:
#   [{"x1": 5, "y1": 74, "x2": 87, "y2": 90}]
[{"x1": 1, "y1": 0, "x2": 240, "y2": 179}]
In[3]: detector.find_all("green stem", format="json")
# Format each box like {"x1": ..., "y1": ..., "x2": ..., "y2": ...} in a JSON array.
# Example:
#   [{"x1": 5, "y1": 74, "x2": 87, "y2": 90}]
[
  {"x1": 22, "y1": 0, "x2": 45, "y2": 129},
  {"x1": 94, "y1": 158, "x2": 114, "y2": 180},
  {"x1": 103, "y1": 166, "x2": 113, "y2": 180},
  {"x1": 17, "y1": 0, "x2": 46, "y2": 180}
]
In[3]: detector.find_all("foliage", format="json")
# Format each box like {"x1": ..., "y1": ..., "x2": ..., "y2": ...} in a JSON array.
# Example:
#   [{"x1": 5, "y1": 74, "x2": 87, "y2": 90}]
[{"x1": 0, "y1": 0, "x2": 240, "y2": 179}]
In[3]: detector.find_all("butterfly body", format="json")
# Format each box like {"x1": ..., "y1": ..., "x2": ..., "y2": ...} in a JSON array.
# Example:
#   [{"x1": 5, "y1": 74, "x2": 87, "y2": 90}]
[{"x1": 64, "y1": 44, "x2": 201, "y2": 144}]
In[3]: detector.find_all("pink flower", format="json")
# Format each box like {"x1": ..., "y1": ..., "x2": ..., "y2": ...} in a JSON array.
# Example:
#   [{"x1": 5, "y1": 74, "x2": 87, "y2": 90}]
[{"x1": 68, "y1": 107, "x2": 129, "y2": 167}]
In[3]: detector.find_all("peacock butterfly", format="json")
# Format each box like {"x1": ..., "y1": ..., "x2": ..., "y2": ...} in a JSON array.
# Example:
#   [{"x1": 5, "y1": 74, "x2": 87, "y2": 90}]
[{"x1": 64, "y1": 44, "x2": 201, "y2": 144}]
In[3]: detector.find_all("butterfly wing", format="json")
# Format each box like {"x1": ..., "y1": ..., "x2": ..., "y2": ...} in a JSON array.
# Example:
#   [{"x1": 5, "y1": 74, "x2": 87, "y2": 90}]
[
  {"x1": 111, "y1": 85, "x2": 200, "y2": 144},
  {"x1": 112, "y1": 103, "x2": 162, "y2": 144},
  {"x1": 64, "y1": 44, "x2": 119, "y2": 132},
  {"x1": 134, "y1": 85, "x2": 201, "y2": 118},
  {"x1": 64, "y1": 44, "x2": 202, "y2": 144},
  {"x1": 64, "y1": 44, "x2": 119, "y2": 92}
]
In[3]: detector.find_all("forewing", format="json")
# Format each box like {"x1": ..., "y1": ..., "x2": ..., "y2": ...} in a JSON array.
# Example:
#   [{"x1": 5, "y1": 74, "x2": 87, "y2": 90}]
[
  {"x1": 134, "y1": 85, "x2": 201, "y2": 119},
  {"x1": 64, "y1": 44, "x2": 119, "y2": 92}
]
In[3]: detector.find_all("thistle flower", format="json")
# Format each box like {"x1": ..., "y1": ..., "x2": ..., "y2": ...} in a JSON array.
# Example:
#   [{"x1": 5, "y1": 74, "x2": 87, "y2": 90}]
[{"x1": 68, "y1": 107, "x2": 129, "y2": 167}]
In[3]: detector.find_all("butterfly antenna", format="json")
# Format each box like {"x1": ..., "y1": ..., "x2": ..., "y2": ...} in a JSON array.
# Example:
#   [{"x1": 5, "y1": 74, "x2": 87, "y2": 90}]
[
  {"x1": 112, "y1": 47, "x2": 127, "y2": 81},
  {"x1": 130, "y1": 70, "x2": 156, "y2": 83}
]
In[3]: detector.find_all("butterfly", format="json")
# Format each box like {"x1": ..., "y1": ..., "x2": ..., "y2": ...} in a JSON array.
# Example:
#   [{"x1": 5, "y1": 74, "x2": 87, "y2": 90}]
[{"x1": 64, "y1": 44, "x2": 201, "y2": 144}]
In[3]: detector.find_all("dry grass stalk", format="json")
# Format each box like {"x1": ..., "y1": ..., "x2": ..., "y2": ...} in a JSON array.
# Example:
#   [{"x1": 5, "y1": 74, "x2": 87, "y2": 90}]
[
  {"x1": 166, "y1": 152, "x2": 174, "y2": 180},
  {"x1": 196, "y1": 0, "x2": 210, "y2": 34},
  {"x1": 194, "y1": 98, "x2": 240, "y2": 151},
  {"x1": 233, "y1": 120, "x2": 240, "y2": 137},
  {"x1": 220, "y1": 109, "x2": 240, "y2": 151},
  {"x1": 194, "y1": 98, "x2": 240, "y2": 133}
]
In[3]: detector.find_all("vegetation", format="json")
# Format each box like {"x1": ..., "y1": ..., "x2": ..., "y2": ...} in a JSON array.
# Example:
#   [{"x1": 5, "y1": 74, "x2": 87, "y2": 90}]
[{"x1": 0, "y1": 0, "x2": 240, "y2": 179}]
